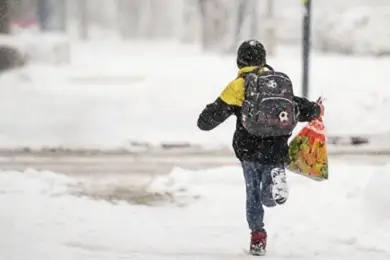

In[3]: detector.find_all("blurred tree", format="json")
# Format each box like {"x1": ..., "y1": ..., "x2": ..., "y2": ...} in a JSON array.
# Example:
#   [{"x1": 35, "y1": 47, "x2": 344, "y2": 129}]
[
  {"x1": 0, "y1": 0, "x2": 26, "y2": 72},
  {"x1": 117, "y1": 0, "x2": 144, "y2": 39},
  {"x1": 249, "y1": 0, "x2": 258, "y2": 38},
  {"x1": 79, "y1": 0, "x2": 88, "y2": 39},
  {"x1": 198, "y1": 0, "x2": 232, "y2": 51},
  {"x1": 37, "y1": 0, "x2": 49, "y2": 30},
  {"x1": 264, "y1": 0, "x2": 276, "y2": 55},
  {"x1": 37, "y1": 0, "x2": 67, "y2": 32},
  {"x1": 234, "y1": 0, "x2": 251, "y2": 51},
  {"x1": 181, "y1": 0, "x2": 202, "y2": 43},
  {"x1": 117, "y1": 0, "x2": 179, "y2": 40},
  {"x1": 198, "y1": 0, "x2": 263, "y2": 53},
  {"x1": 0, "y1": 0, "x2": 10, "y2": 34},
  {"x1": 236, "y1": 0, "x2": 247, "y2": 40}
]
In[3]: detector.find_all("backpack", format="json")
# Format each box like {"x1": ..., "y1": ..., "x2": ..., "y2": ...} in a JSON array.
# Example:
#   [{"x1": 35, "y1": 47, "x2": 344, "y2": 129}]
[{"x1": 241, "y1": 66, "x2": 297, "y2": 137}]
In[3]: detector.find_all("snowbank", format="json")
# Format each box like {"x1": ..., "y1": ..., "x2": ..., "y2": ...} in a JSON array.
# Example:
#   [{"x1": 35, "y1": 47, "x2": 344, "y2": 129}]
[
  {"x1": 0, "y1": 162, "x2": 390, "y2": 259},
  {"x1": 315, "y1": 7, "x2": 390, "y2": 56}
]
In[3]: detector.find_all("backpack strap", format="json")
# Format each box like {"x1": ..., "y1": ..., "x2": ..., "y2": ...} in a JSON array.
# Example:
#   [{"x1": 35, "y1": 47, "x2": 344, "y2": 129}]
[
  {"x1": 263, "y1": 64, "x2": 274, "y2": 71},
  {"x1": 237, "y1": 64, "x2": 274, "y2": 79}
]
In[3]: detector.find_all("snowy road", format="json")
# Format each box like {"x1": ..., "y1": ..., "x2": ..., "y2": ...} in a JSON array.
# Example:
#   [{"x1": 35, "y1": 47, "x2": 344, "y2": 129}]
[
  {"x1": 1, "y1": 157, "x2": 390, "y2": 260},
  {"x1": 0, "y1": 150, "x2": 389, "y2": 175}
]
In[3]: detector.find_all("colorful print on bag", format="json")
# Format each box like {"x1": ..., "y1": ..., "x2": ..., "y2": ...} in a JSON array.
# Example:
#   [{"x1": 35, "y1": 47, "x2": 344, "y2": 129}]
[{"x1": 287, "y1": 116, "x2": 328, "y2": 181}]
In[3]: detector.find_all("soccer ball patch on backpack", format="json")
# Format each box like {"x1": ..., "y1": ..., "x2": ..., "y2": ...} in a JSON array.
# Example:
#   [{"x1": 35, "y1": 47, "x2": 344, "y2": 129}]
[{"x1": 241, "y1": 69, "x2": 297, "y2": 137}]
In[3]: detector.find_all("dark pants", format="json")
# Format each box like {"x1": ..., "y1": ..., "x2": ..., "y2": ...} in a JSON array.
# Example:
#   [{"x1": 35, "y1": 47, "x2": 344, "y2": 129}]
[{"x1": 241, "y1": 161, "x2": 286, "y2": 232}]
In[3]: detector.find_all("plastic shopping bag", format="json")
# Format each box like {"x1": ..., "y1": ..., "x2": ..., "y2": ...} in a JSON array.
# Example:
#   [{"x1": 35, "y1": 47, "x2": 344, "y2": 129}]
[{"x1": 287, "y1": 114, "x2": 329, "y2": 181}]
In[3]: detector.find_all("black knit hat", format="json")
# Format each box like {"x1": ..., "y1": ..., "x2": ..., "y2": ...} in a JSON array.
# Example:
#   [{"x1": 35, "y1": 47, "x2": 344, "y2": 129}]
[{"x1": 236, "y1": 39, "x2": 266, "y2": 68}]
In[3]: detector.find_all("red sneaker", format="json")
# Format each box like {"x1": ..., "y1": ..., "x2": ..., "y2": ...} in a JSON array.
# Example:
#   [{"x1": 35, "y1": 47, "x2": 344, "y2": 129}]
[{"x1": 250, "y1": 231, "x2": 267, "y2": 256}]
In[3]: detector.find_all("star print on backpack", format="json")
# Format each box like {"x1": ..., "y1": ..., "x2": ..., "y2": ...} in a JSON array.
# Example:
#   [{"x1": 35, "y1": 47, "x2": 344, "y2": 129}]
[{"x1": 241, "y1": 67, "x2": 297, "y2": 137}]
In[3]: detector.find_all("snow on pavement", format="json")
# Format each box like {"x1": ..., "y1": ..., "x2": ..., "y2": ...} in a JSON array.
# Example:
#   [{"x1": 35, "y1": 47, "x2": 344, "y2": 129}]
[
  {"x1": 0, "y1": 41, "x2": 389, "y2": 149},
  {"x1": 1, "y1": 162, "x2": 390, "y2": 260}
]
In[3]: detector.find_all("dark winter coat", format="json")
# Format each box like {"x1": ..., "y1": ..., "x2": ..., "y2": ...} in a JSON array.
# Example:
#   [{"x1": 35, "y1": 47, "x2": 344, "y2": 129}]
[{"x1": 197, "y1": 66, "x2": 321, "y2": 164}]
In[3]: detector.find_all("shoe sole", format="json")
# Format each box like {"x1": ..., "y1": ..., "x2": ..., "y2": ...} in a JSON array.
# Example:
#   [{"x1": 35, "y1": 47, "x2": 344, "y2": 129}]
[
  {"x1": 249, "y1": 249, "x2": 266, "y2": 256},
  {"x1": 270, "y1": 167, "x2": 289, "y2": 204}
]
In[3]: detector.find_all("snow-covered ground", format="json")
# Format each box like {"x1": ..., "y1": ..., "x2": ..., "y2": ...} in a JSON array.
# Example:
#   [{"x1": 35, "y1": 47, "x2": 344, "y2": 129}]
[
  {"x1": 0, "y1": 40, "x2": 389, "y2": 149},
  {"x1": 1, "y1": 161, "x2": 389, "y2": 260}
]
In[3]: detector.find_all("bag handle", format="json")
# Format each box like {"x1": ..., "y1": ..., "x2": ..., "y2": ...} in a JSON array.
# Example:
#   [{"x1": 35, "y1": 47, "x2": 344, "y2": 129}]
[{"x1": 316, "y1": 96, "x2": 324, "y2": 122}]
